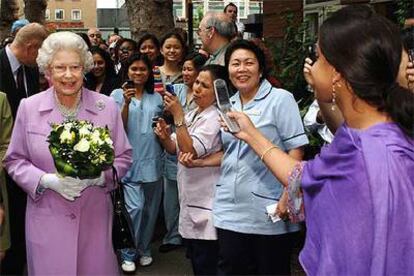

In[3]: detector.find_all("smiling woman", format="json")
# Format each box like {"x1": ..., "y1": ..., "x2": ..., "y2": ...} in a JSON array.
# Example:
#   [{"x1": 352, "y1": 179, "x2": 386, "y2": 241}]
[
  {"x1": 3, "y1": 31, "x2": 133, "y2": 275},
  {"x1": 85, "y1": 46, "x2": 117, "y2": 96},
  {"x1": 157, "y1": 31, "x2": 187, "y2": 260},
  {"x1": 110, "y1": 53, "x2": 164, "y2": 272},
  {"x1": 159, "y1": 31, "x2": 186, "y2": 85},
  {"x1": 212, "y1": 39, "x2": 309, "y2": 275}
]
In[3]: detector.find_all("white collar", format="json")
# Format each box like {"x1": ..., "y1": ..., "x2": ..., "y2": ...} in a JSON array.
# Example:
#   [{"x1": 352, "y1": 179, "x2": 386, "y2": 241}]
[{"x1": 5, "y1": 44, "x2": 22, "y2": 74}]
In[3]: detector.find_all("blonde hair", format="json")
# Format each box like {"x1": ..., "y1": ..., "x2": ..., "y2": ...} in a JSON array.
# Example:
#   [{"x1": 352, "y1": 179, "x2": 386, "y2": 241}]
[{"x1": 13, "y1": 23, "x2": 48, "y2": 45}]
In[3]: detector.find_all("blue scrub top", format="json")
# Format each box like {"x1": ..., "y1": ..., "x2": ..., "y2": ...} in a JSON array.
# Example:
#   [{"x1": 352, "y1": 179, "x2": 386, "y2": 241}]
[
  {"x1": 111, "y1": 88, "x2": 164, "y2": 183},
  {"x1": 213, "y1": 79, "x2": 309, "y2": 235}
]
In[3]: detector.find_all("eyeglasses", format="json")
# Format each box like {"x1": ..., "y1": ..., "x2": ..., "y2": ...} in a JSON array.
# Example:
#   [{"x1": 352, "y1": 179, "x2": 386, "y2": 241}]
[
  {"x1": 120, "y1": 47, "x2": 133, "y2": 53},
  {"x1": 196, "y1": 26, "x2": 212, "y2": 36},
  {"x1": 89, "y1": 34, "x2": 101, "y2": 38},
  {"x1": 51, "y1": 64, "x2": 83, "y2": 74}
]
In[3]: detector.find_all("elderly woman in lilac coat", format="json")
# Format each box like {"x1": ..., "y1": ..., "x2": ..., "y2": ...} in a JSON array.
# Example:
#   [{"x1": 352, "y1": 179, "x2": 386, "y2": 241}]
[{"x1": 4, "y1": 32, "x2": 132, "y2": 275}]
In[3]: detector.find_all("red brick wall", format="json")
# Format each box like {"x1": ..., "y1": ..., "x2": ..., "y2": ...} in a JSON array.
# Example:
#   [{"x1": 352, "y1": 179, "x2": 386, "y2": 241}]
[
  {"x1": 263, "y1": 0, "x2": 303, "y2": 40},
  {"x1": 45, "y1": 21, "x2": 85, "y2": 31}
]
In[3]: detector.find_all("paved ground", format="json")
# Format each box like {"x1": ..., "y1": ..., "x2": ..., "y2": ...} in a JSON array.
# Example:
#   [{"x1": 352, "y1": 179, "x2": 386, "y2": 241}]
[
  {"x1": 133, "y1": 240, "x2": 193, "y2": 276},
  {"x1": 120, "y1": 218, "x2": 306, "y2": 276},
  {"x1": 119, "y1": 217, "x2": 193, "y2": 276}
]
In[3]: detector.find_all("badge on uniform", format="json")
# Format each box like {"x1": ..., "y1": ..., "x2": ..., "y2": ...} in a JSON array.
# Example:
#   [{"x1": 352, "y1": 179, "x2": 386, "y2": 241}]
[
  {"x1": 95, "y1": 99, "x2": 105, "y2": 111},
  {"x1": 244, "y1": 110, "x2": 261, "y2": 116}
]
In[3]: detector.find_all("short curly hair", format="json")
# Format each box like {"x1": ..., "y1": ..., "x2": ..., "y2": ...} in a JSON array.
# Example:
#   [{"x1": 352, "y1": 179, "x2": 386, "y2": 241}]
[{"x1": 37, "y1": 31, "x2": 93, "y2": 74}]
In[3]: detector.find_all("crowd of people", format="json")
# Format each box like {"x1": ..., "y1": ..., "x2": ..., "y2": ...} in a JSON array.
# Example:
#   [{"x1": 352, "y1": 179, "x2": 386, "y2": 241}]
[{"x1": 0, "y1": 3, "x2": 413, "y2": 276}]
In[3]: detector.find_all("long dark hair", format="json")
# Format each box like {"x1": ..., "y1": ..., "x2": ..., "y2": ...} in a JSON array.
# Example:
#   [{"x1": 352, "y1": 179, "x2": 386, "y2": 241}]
[
  {"x1": 184, "y1": 52, "x2": 208, "y2": 72},
  {"x1": 200, "y1": 64, "x2": 228, "y2": 83},
  {"x1": 77, "y1": 32, "x2": 92, "y2": 49},
  {"x1": 138, "y1": 33, "x2": 160, "y2": 50},
  {"x1": 319, "y1": 5, "x2": 413, "y2": 137},
  {"x1": 137, "y1": 33, "x2": 163, "y2": 66},
  {"x1": 224, "y1": 39, "x2": 266, "y2": 95},
  {"x1": 119, "y1": 53, "x2": 154, "y2": 93},
  {"x1": 225, "y1": 39, "x2": 266, "y2": 80},
  {"x1": 160, "y1": 31, "x2": 187, "y2": 64},
  {"x1": 114, "y1": 38, "x2": 138, "y2": 64},
  {"x1": 85, "y1": 46, "x2": 117, "y2": 96}
]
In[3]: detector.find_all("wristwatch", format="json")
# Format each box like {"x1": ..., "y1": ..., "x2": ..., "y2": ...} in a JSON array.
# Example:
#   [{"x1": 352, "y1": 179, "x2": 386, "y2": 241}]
[{"x1": 174, "y1": 118, "x2": 185, "y2": 128}]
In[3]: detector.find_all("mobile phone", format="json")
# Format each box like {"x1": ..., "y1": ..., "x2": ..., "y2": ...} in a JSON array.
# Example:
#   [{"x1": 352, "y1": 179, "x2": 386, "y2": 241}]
[
  {"x1": 151, "y1": 116, "x2": 160, "y2": 128},
  {"x1": 308, "y1": 43, "x2": 317, "y2": 64},
  {"x1": 162, "y1": 111, "x2": 174, "y2": 125},
  {"x1": 165, "y1": 83, "x2": 176, "y2": 96},
  {"x1": 124, "y1": 80, "x2": 135, "y2": 89},
  {"x1": 214, "y1": 79, "x2": 240, "y2": 133},
  {"x1": 408, "y1": 49, "x2": 414, "y2": 63}
]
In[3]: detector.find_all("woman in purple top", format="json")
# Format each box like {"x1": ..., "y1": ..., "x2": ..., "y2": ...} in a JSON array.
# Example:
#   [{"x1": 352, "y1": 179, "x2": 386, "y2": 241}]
[{"x1": 221, "y1": 6, "x2": 414, "y2": 275}]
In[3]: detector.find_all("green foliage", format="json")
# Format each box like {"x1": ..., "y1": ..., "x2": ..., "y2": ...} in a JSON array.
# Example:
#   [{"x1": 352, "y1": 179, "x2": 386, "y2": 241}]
[
  {"x1": 193, "y1": 5, "x2": 204, "y2": 29},
  {"x1": 394, "y1": 0, "x2": 412, "y2": 27},
  {"x1": 265, "y1": 11, "x2": 323, "y2": 158},
  {"x1": 266, "y1": 12, "x2": 313, "y2": 106}
]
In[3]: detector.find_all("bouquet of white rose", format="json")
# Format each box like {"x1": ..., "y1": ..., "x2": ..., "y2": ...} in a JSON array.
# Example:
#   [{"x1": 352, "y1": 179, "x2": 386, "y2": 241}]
[{"x1": 47, "y1": 120, "x2": 115, "y2": 179}]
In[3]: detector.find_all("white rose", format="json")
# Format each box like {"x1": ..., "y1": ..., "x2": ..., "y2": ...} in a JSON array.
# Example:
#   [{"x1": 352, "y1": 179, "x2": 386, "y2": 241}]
[
  {"x1": 104, "y1": 137, "x2": 113, "y2": 146},
  {"x1": 74, "y1": 138, "x2": 90, "y2": 152},
  {"x1": 64, "y1": 123, "x2": 73, "y2": 130},
  {"x1": 60, "y1": 129, "x2": 73, "y2": 143},
  {"x1": 91, "y1": 130, "x2": 104, "y2": 145},
  {"x1": 79, "y1": 125, "x2": 91, "y2": 137}
]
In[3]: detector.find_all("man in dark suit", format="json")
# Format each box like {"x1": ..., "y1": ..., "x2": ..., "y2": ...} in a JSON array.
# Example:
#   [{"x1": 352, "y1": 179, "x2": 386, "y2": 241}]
[{"x1": 0, "y1": 22, "x2": 47, "y2": 275}]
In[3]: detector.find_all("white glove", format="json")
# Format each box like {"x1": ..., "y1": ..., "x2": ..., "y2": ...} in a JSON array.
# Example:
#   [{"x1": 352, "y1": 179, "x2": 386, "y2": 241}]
[
  {"x1": 39, "y1": 174, "x2": 88, "y2": 201},
  {"x1": 79, "y1": 172, "x2": 106, "y2": 187}
]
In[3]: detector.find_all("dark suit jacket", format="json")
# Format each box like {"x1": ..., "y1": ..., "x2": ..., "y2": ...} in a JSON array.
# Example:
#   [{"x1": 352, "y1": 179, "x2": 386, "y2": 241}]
[
  {"x1": 0, "y1": 48, "x2": 37, "y2": 274},
  {"x1": 0, "y1": 48, "x2": 40, "y2": 117}
]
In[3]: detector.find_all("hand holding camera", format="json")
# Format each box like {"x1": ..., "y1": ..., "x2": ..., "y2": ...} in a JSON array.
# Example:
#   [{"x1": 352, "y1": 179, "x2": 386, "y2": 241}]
[
  {"x1": 307, "y1": 43, "x2": 317, "y2": 64},
  {"x1": 153, "y1": 117, "x2": 170, "y2": 141},
  {"x1": 122, "y1": 80, "x2": 136, "y2": 104},
  {"x1": 303, "y1": 43, "x2": 317, "y2": 90},
  {"x1": 163, "y1": 91, "x2": 183, "y2": 119}
]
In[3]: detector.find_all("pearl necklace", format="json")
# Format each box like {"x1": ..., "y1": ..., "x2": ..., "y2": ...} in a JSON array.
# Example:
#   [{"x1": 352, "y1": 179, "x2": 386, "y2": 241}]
[{"x1": 54, "y1": 90, "x2": 82, "y2": 119}]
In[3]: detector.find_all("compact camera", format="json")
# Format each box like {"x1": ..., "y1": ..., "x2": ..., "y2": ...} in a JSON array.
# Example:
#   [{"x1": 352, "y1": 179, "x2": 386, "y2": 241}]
[
  {"x1": 165, "y1": 83, "x2": 176, "y2": 96},
  {"x1": 151, "y1": 112, "x2": 174, "y2": 128},
  {"x1": 308, "y1": 43, "x2": 317, "y2": 64},
  {"x1": 124, "y1": 80, "x2": 135, "y2": 89}
]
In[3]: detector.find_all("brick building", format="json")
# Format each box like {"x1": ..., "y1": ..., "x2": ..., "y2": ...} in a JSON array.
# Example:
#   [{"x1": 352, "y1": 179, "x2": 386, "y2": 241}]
[
  {"x1": 45, "y1": 0, "x2": 97, "y2": 31},
  {"x1": 264, "y1": 0, "x2": 398, "y2": 41}
]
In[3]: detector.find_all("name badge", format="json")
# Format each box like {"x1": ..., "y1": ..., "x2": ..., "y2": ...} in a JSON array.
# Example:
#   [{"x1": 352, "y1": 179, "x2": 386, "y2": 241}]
[{"x1": 244, "y1": 110, "x2": 261, "y2": 116}]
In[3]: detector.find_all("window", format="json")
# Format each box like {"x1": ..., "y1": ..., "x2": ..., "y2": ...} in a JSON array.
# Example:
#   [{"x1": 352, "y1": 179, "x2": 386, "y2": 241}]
[
  {"x1": 45, "y1": 9, "x2": 50, "y2": 20},
  {"x1": 55, "y1": 9, "x2": 65, "y2": 20},
  {"x1": 71, "y1": 9, "x2": 81, "y2": 21}
]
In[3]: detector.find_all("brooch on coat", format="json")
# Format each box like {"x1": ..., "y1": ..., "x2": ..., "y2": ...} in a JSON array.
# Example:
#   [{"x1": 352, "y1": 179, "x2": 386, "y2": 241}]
[{"x1": 95, "y1": 99, "x2": 106, "y2": 111}]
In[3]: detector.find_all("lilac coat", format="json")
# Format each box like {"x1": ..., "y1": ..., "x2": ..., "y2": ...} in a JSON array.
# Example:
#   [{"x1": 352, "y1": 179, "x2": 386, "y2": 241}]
[{"x1": 4, "y1": 87, "x2": 132, "y2": 275}]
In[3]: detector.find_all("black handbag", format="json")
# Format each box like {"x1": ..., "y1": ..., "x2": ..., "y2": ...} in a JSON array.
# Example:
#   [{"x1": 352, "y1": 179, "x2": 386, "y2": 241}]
[{"x1": 111, "y1": 167, "x2": 135, "y2": 250}]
